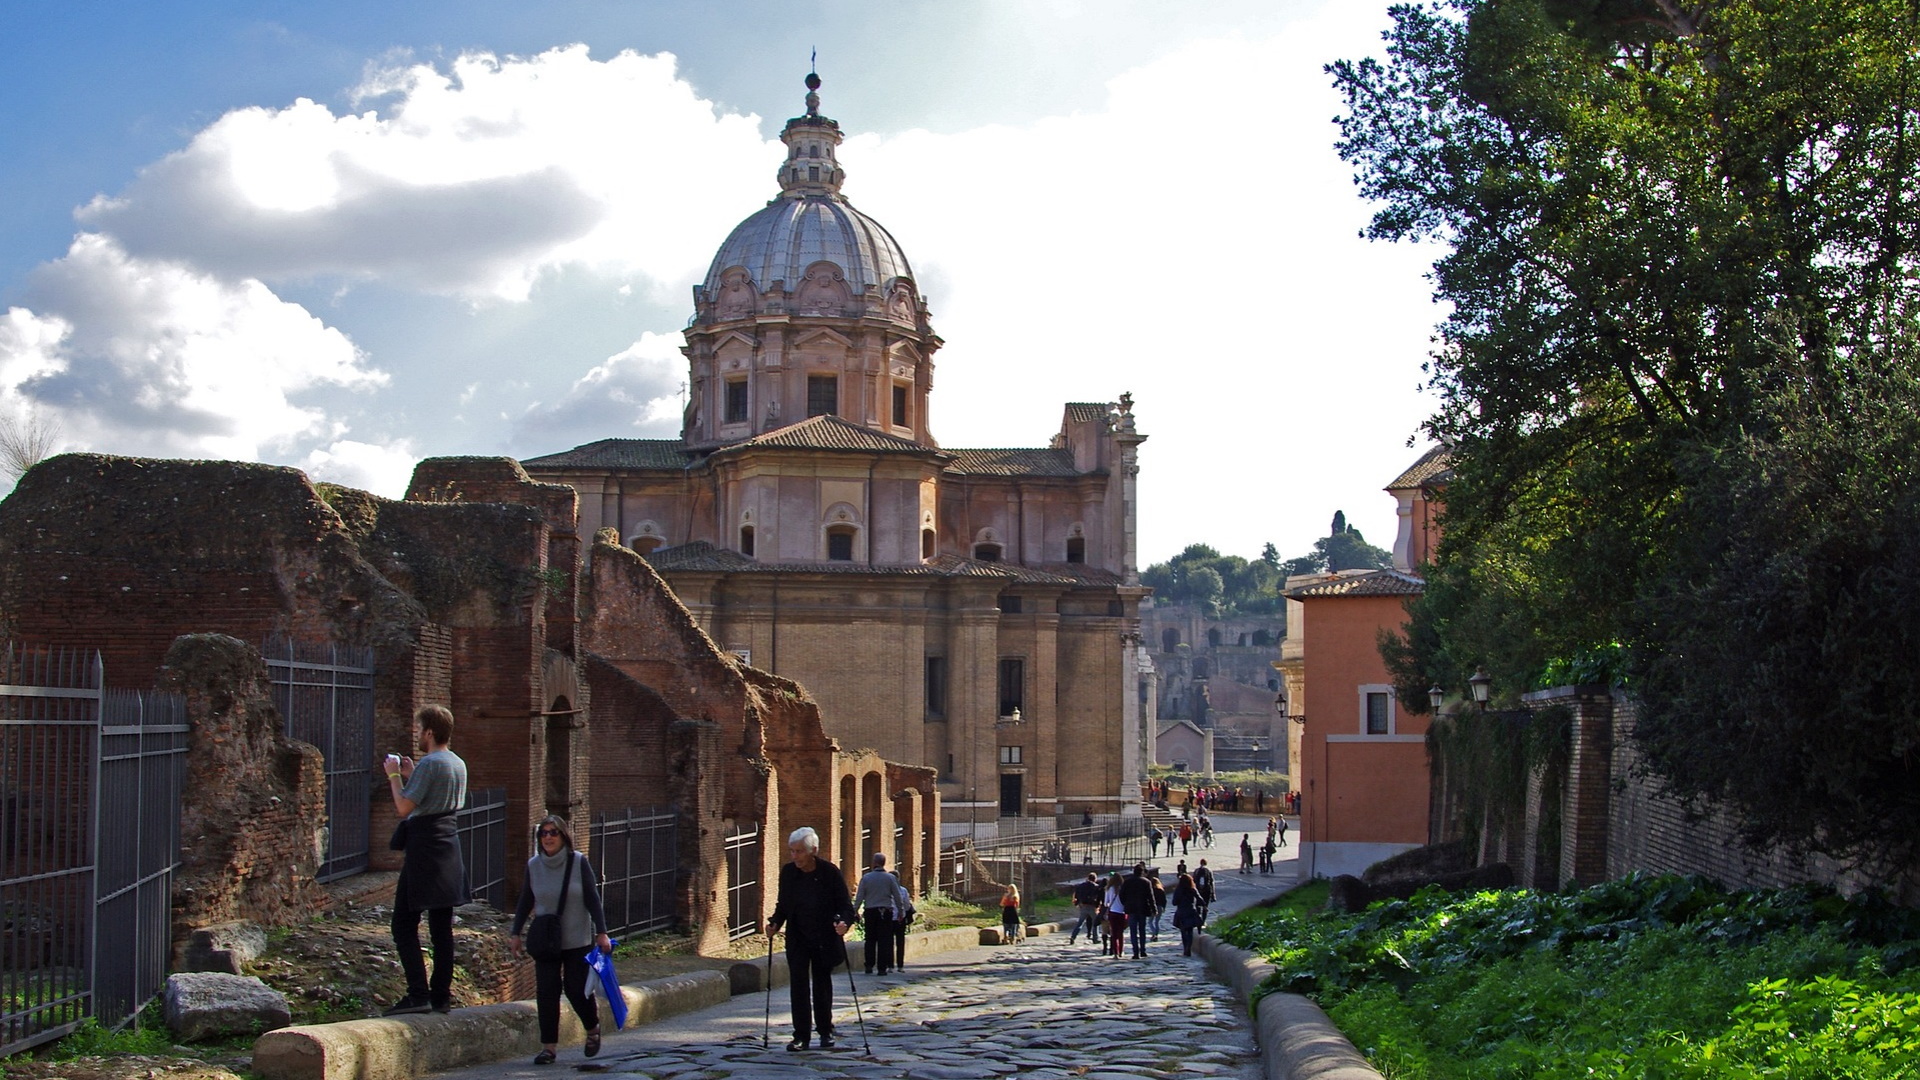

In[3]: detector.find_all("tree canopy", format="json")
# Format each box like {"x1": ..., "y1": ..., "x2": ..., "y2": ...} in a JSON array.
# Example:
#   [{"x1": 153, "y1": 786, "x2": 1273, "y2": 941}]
[
  {"x1": 1338, "y1": 0, "x2": 1920, "y2": 867},
  {"x1": 1144, "y1": 515, "x2": 1390, "y2": 616}
]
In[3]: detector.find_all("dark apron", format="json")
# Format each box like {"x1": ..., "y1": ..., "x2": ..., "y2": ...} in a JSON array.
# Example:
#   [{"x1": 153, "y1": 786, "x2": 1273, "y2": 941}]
[{"x1": 394, "y1": 810, "x2": 470, "y2": 911}]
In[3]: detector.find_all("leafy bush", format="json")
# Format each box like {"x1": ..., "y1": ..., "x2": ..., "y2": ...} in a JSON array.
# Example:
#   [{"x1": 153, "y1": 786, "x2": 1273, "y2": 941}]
[{"x1": 1211, "y1": 874, "x2": 1920, "y2": 1079}]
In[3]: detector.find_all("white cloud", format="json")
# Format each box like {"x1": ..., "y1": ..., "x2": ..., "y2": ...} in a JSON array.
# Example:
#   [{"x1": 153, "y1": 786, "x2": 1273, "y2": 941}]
[
  {"x1": 6, "y1": 234, "x2": 386, "y2": 462},
  {"x1": 512, "y1": 330, "x2": 684, "y2": 448},
  {"x1": 302, "y1": 438, "x2": 419, "y2": 497},
  {"x1": 77, "y1": 46, "x2": 774, "y2": 302}
]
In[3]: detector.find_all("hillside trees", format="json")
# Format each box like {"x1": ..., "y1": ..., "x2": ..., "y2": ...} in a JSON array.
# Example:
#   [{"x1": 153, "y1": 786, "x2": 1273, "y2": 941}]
[
  {"x1": 1143, "y1": 515, "x2": 1391, "y2": 615},
  {"x1": 1337, "y1": 0, "x2": 1920, "y2": 865}
]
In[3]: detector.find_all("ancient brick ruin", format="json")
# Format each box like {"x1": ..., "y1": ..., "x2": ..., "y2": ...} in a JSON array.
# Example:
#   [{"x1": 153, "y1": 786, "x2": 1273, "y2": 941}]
[{"x1": 0, "y1": 452, "x2": 938, "y2": 957}]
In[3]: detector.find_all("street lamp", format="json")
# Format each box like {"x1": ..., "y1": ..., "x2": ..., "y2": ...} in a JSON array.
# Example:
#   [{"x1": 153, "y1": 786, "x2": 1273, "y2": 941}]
[
  {"x1": 1468, "y1": 668, "x2": 1492, "y2": 710},
  {"x1": 1427, "y1": 683, "x2": 1446, "y2": 713}
]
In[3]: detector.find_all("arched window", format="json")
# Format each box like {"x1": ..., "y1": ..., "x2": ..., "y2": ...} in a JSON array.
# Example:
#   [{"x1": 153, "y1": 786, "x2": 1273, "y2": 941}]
[
  {"x1": 827, "y1": 525, "x2": 856, "y2": 561},
  {"x1": 1252, "y1": 629, "x2": 1272, "y2": 646},
  {"x1": 921, "y1": 528, "x2": 936, "y2": 559},
  {"x1": 632, "y1": 536, "x2": 662, "y2": 555},
  {"x1": 1065, "y1": 537, "x2": 1086, "y2": 563},
  {"x1": 1193, "y1": 657, "x2": 1213, "y2": 679},
  {"x1": 1161, "y1": 628, "x2": 1180, "y2": 653},
  {"x1": 1207, "y1": 628, "x2": 1222, "y2": 647},
  {"x1": 973, "y1": 543, "x2": 1003, "y2": 562},
  {"x1": 740, "y1": 525, "x2": 755, "y2": 557}
]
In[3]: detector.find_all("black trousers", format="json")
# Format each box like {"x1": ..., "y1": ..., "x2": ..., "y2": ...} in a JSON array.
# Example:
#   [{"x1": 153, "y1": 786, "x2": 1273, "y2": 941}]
[
  {"x1": 861, "y1": 911, "x2": 897, "y2": 973},
  {"x1": 392, "y1": 905, "x2": 455, "y2": 1005},
  {"x1": 535, "y1": 946, "x2": 600, "y2": 1045},
  {"x1": 894, "y1": 918, "x2": 909, "y2": 967},
  {"x1": 786, "y1": 938, "x2": 842, "y2": 1039}
]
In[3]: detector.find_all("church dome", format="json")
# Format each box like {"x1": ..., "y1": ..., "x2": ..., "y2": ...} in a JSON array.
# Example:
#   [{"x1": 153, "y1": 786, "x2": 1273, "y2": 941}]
[
  {"x1": 698, "y1": 74, "x2": 920, "y2": 319},
  {"x1": 702, "y1": 197, "x2": 914, "y2": 298}
]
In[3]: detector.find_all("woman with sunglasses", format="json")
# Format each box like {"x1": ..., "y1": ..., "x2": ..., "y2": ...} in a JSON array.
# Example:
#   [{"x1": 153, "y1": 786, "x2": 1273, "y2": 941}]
[{"x1": 510, "y1": 816, "x2": 613, "y2": 1065}]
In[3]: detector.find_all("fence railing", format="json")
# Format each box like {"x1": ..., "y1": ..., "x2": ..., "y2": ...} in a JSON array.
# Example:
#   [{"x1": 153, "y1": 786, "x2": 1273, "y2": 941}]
[
  {"x1": 0, "y1": 647, "x2": 186, "y2": 1057},
  {"x1": 589, "y1": 807, "x2": 677, "y2": 937},
  {"x1": 723, "y1": 822, "x2": 761, "y2": 940},
  {"x1": 937, "y1": 820, "x2": 1150, "y2": 903},
  {"x1": 455, "y1": 788, "x2": 509, "y2": 910},
  {"x1": 264, "y1": 637, "x2": 376, "y2": 883}
]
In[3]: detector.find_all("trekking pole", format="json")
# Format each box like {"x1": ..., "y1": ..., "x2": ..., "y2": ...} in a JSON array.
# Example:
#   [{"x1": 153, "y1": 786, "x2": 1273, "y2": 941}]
[
  {"x1": 842, "y1": 943, "x2": 872, "y2": 1054},
  {"x1": 762, "y1": 933, "x2": 775, "y2": 1049}
]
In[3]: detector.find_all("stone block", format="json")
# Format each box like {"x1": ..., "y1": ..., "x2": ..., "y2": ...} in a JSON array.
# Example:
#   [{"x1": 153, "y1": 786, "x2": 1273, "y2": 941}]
[
  {"x1": 164, "y1": 971, "x2": 292, "y2": 1042},
  {"x1": 183, "y1": 921, "x2": 269, "y2": 974}
]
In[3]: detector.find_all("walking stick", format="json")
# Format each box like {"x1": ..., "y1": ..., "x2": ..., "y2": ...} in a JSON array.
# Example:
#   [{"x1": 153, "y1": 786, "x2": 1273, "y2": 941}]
[
  {"x1": 762, "y1": 932, "x2": 775, "y2": 1049},
  {"x1": 841, "y1": 939, "x2": 872, "y2": 1054}
]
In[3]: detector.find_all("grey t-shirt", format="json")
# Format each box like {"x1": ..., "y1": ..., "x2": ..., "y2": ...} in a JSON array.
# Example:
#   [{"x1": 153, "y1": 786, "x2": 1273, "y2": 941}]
[{"x1": 403, "y1": 748, "x2": 468, "y2": 817}]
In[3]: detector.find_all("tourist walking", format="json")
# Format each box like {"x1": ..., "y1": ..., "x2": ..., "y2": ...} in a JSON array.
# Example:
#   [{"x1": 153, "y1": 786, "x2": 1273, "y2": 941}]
[
  {"x1": 1148, "y1": 825, "x2": 1163, "y2": 859},
  {"x1": 1239, "y1": 834, "x2": 1254, "y2": 874},
  {"x1": 1103, "y1": 873, "x2": 1128, "y2": 959},
  {"x1": 1148, "y1": 872, "x2": 1167, "y2": 941},
  {"x1": 508, "y1": 815, "x2": 611, "y2": 1065},
  {"x1": 765, "y1": 827, "x2": 855, "y2": 1051},
  {"x1": 890, "y1": 870, "x2": 914, "y2": 970},
  {"x1": 855, "y1": 853, "x2": 898, "y2": 975},
  {"x1": 1069, "y1": 872, "x2": 1104, "y2": 946},
  {"x1": 1193, "y1": 859, "x2": 1216, "y2": 925},
  {"x1": 1170, "y1": 872, "x2": 1202, "y2": 956},
  {"x1": 1178, "y1": 821, "x2": 1192, "y2": 855},
  {"x1": 383, "y1": 704, "x2": 469, "y2": 1016},
  {"x1": 1260, "y1": 834, "x2": 1276, "y2": 874},
  {"x1": 1119, "y1": 864, "x2": 1157, "y2": 958},
  {"x1": 1000, "y1": 883, "x2": 1022, "y2": 944}
]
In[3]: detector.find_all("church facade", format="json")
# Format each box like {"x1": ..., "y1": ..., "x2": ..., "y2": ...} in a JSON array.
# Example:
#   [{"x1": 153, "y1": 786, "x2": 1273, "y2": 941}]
[{"x1": 524, "y1": 76, "x2": 1148, "y2": 839}]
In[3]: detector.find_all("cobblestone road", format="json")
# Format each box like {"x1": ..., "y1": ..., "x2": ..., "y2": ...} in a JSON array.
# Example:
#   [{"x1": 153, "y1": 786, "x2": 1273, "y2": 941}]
[{"x1": 435, "y1": 818, "x2": 1293, "y2": 1080}]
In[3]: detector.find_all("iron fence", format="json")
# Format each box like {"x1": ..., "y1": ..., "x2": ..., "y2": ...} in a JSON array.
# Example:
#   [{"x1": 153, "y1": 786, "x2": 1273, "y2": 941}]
[
  {"x1": 264, "y1": 637, "x2": 376, "y2": 882},
  {"x1": 0, "y1": 647, "x2": 186, "y2": 1057},
  {"x1": 937, "y1": 820, "x2": 1146, "y2": 902},
  {"x1": 589, "y1": 807, "x2": 677, "y2": 937},
  {"x1": 455, "y1": 788, "x2": 509, "y2": 910},
  {"x1": 722, "y1": 822, "x2": 760, "y2": 940}
]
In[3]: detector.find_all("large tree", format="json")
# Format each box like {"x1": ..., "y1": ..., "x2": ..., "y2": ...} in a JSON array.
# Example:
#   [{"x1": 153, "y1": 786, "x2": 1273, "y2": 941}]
[{"x1": 1339, "y1": 1, "x2": 1920, "y2": 866}]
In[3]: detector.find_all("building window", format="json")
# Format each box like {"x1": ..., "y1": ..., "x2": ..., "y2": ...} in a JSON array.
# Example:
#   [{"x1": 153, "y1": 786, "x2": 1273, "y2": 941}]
[
  {"x1": 739, "y1": 525, "x2": 755, "y2": 556},
  {"x1": 724, "y1": 379, "x2": 748, "y2": 424},
  {"x1": 807, "y1": 375, "x2": 837, "y2": 417},
  {"x1": 1162, "y1": 628, "x2": 1180, "y2": 652},
  {"x1": 1208, "y1": 628, "x2": 1222, "y2": 647},
  {"x1": 892, "y1": 384, "x2": 909, "y2": 427},
  {"x1": 921, "y1": 528, "x2": 936, "y2": 559},
  {"x1": 998, "y1": 595, "x2": 1022, "y2": 614},
  {"x1": 974, "y1": 542, "x2": 1002, "y2": 562},
  {"x1": 999, "y1": 773, "x2": 1023, "y2": 816},
  {"x1": 826, "y1": 525, "x2": 855, "y2": 561},
  {"x1": 808, "y1": 165, "x2": 820, "y2": 182},
  {"x1": 809, "y1": 144, "x2": 820, "y2": 159},
  {"x1": 924, "y1": 656, "x2": 947, "y2": 717},
  {"x1": 1065, "y1": 536, "x2": 1085, "y2": 563},
  {"x1": 998, "y1": 745, "x2": 1023, "y2": 765},
  {"x1": 1366, "y1": 691, "x2": 1392, "y2": 735},
  {"x1": 997, "y1": 657, "x2": 1025, "y2": 716}
]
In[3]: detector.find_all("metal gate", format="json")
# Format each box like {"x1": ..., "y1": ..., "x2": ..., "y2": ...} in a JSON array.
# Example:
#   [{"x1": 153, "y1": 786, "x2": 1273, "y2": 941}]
[
  {"x1": 455, "y1": 787, "x2": 508, "y2": 910},
  {"x1": 588, "y1": 807, "x2": 678, "y2": 937},
  {"x1": 0, "y1": 647, "x2": 187, "y2": 1057},
  {"x1": 264, "y1": 637, "x2": 375, "y2": 882},
  {"x1": 723, "y1": 823, "x2": 760, "y2": 940}
]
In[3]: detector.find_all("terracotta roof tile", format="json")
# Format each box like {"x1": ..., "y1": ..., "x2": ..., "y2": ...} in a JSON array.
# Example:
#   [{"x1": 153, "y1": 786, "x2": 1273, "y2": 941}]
[
  {"x1": 641, "y1": 543, "x2": 1111, "y2": 587},
  {"x1": 943, "y1": 448, "x2": 1082, "y2": 477},
  {"x1": 1065, "y1": 402, "x2": 1113, "y2": 425},
  {"x1": 522, "y1": 439, "x2": 691, "y2": 471},
  {"x1": 1387, "y1": 445, "x2": 1454, "y2": 490},
  {"x1": 717, "y1": 415, "x2": 940, "y2": 456},
  {"x1": 1285, "y1": 568, "x2": 1426, "y2": 599}
]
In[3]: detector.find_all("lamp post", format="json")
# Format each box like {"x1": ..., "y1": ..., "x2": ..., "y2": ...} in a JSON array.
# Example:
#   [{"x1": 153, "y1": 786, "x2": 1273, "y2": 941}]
[
  {"x1": 1468, "y1": 668, "x2": 1492, "y2": 710},
  {"x1": 1428, "y1": 683, "x2": 1446, "y2": 714}
]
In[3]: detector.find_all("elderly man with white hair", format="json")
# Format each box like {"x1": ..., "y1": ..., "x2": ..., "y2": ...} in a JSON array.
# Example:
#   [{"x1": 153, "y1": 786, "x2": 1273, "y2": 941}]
[{"x1": 764, "y1": 826, "x2": 855, "y2": 1051}]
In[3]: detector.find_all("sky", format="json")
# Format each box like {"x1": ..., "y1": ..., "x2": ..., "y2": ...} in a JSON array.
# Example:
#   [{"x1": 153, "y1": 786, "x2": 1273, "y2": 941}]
[{"x1": 0, "y1": 1, "x2": 1444, "y2": 568}]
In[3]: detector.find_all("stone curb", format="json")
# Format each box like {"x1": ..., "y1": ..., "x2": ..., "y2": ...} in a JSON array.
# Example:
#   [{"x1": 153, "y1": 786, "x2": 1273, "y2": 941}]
[
  {"x1": 250, "y1": 970, "x2": 730, "y2": 1080},
  {"x1": 725, "y1": 924, "x2": 994, "y2": 992},
  {"x1": 1195, "y1": 934, "x2": 1384, "y2": 1080}
]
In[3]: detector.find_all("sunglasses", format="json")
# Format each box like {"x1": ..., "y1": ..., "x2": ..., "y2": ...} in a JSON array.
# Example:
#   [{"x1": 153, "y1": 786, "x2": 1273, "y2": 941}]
[{"x1": 538, "y1": 828, "x2": 562, "y2": 838}]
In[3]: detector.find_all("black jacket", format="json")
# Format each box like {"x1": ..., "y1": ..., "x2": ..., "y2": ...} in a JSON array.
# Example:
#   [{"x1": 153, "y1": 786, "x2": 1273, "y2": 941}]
[
  {"x1": 1071, "y1": 879, "x2": 1104, "y2": 906},
  {"x1": 769, "y1": 858, "x2": 856, "y2": 951},
  {"x1": 1119, "y1": 873, "x2": 1157, "y2": 917}
]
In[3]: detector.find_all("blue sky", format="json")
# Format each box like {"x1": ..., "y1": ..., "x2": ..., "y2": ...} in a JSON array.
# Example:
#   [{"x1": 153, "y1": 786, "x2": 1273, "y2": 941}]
[{"x1": 0, "y1": 1, "x2": 1442, "y2": 566}]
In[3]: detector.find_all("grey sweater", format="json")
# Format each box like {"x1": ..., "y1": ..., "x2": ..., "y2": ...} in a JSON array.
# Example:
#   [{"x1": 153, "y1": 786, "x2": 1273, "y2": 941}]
[{"x1": 512, "y1": 850, "x2": 609, "y2": 951}]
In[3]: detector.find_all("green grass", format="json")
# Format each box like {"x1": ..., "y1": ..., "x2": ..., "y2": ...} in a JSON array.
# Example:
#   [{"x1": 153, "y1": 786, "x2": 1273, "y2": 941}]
[{"x1": 1210, "y1": 874, "x2": 1920, "y2": 1079}]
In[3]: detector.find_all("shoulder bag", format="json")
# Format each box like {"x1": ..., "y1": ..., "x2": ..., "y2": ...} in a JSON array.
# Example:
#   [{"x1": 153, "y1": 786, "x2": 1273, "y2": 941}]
[{"x1": 525, "y1": 853, "x2": 575, "y2": 962}]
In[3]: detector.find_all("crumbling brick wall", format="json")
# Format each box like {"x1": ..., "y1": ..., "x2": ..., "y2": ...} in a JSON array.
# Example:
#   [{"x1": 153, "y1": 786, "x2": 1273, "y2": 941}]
[{"x1": 159, "y1": 633, "x2": 328, "y2": 951}]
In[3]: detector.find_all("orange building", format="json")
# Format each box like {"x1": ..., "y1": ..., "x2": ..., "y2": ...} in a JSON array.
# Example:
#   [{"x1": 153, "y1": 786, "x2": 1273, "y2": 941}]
[{"x1": 1282, "y1": 446, "x2": 1450, "y2": 879}]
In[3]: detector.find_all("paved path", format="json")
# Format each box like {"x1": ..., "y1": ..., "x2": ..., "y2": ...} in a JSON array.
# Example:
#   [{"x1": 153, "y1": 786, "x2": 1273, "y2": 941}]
[{"x1": 433, "y1": 827, "x2": 1299, "y2": 1080}]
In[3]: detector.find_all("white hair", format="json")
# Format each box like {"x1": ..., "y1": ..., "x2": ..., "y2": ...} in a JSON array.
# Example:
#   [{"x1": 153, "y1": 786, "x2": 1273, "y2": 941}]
[{"x1": 788, "y1": 826, "x2": 820, "y2": 852}]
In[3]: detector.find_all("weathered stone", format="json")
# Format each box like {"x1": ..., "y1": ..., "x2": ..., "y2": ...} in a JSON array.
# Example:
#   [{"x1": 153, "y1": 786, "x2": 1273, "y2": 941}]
[
  {"x1": 183, "y1": 921, "x2": 269, "y2": 974},
  {"x1": 164, "y1": 971, "x2": 292, "y2": 1041}
]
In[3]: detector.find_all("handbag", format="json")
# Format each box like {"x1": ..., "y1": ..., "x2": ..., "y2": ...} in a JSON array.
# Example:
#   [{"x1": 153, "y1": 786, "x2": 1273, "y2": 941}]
[{"x1": 525, "y1": 853, "x2": 574, "y2": 962}]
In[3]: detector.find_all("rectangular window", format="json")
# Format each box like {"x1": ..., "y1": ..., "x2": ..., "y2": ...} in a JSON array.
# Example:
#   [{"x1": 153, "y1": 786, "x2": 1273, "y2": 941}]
[
  {"x1": 924, "y1": 656, "x2": 947, "y2": 718},
  {"x1": 724, "y1": 379, "x2": 749, "y2": 424},
  {"x1": 1366, "y1": 691, "x2": 1391, "y2": 735},
  {"x1": 998, "y1": 657, "x2": 1025, "y2": 717},
  {"x1": 826, "y1": 529, "x2": 855, "y2": 561},
  {"x1": 807, "y1": 375, "x2": 837, "y2": 417},
  {"x1": 998, "y1": 595, "x2": 1022, "y2": 614},
  {"x1": 892, "y1": 384, "x2": 909, "y2": 427},
  {"x1": 999, "y1": 773, "x2": 1023, "y2": 816},
  {"x1": 998, "y1": 745, "x2": 1023, "y2": 765}
]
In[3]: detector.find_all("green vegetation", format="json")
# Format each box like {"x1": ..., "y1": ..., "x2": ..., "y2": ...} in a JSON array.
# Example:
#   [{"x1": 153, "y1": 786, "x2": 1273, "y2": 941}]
[
  {"x1": 1336, "y1": 0, "x2": 1920, "y2": 868},
  {"x1": 1211, "y1": 875, "x2": 1920, "y2": 1079},
  {"x1": 1143, "y1": 517, "x2": 1389, "y2": 618},
  {"x1": 1148, "y1": 766, "x2": 1290, "y2": 796}
]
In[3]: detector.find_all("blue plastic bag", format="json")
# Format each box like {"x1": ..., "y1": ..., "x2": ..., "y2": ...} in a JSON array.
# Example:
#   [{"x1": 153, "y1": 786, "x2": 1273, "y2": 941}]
[{"x1": 585, "y1": 941, "x2": 627, "y2": 1030}]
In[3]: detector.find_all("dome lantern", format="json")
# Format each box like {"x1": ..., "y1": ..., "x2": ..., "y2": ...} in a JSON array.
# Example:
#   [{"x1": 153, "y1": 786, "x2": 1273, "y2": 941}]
[{"x1": 779, "y1": 71, "x2": 846, "y2": 196}]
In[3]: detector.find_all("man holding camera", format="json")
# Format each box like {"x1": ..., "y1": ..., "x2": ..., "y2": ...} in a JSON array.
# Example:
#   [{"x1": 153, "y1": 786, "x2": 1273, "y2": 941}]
[{"x1": 383, "y1": 704, "x2": 469, "y2": 1015}]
